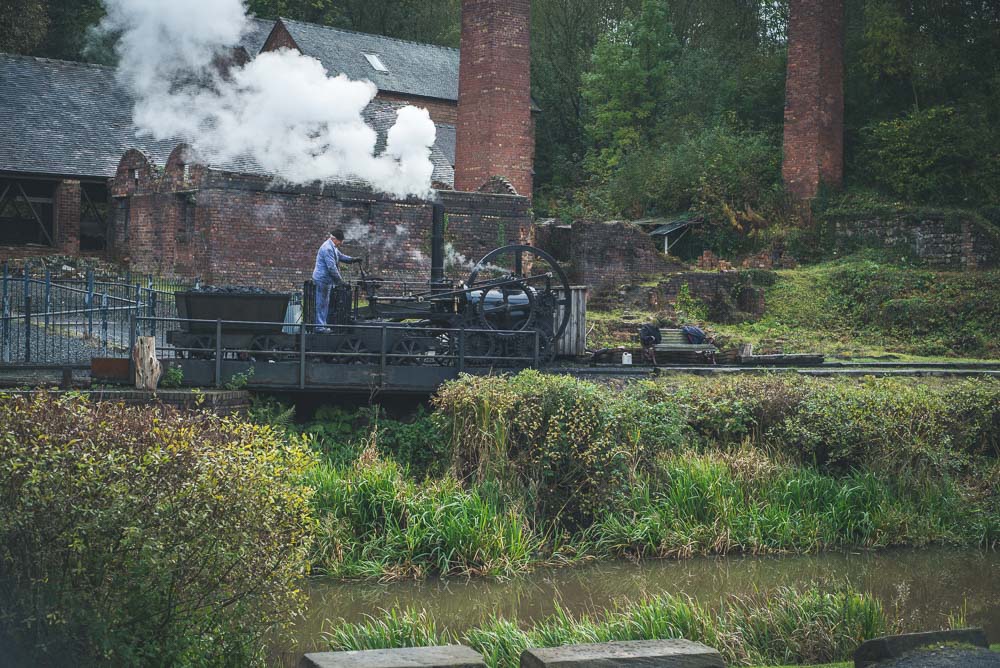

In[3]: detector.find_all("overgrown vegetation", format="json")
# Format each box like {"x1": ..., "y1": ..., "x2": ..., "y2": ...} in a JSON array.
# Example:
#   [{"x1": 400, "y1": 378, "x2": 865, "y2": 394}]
[
  {"x1": 323, "y1": 585, "x2": 892, "y2": 668},
  {"x1": 271, "y1": 373, "x2": 999, "y2": 579},
  {"x1": 0, "y1": 393, "x2": 316, "y2": 666},
  {"x1": 591, "y1": 256, "x2": 1000, "y2": 359}
]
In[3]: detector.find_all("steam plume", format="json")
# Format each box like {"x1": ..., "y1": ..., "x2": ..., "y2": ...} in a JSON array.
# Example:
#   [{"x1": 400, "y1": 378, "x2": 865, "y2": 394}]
[{"x1": 99, "y1": 0, "x2": 437, "y2": 198}]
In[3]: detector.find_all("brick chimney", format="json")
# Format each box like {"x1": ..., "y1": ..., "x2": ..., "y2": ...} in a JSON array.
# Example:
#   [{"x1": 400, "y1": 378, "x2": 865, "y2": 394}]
[
  {"x1": 454, "y1": 0, "x2": 534, "y2": 197},
  {"x1": 782, "y1": 0, "x2": 845, "y2": 200}
]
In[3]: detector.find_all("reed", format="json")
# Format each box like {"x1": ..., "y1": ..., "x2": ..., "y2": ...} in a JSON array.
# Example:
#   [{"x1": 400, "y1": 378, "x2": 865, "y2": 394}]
[
  {"x1": 307, "y1": 456, "x2": 541, "y2": 578},
  {"x1": 323, "y1": 585, "x2": 892, "y2": 668}
]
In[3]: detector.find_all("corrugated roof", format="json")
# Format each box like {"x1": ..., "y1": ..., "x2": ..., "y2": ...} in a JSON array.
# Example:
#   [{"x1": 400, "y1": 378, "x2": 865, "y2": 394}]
[
  {"x1": 278, "y1": 18, "x2": 460, "y2": 102},
  {"x1": 0, "y1": 52, "x2": 455, "y2": 188}
]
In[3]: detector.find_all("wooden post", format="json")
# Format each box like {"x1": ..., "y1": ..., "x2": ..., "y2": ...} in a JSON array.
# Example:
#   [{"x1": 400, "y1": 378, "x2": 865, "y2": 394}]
[{"x1": 133, "y1": 336, "x2": 162, "y2": 390}]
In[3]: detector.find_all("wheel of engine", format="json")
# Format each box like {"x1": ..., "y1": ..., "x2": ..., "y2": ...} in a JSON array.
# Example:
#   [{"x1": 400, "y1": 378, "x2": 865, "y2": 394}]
[
  {"x1": 335, "y1": 336, "x2": 370, "y2": 364},
  {"x1": 466, "y1": 245, "x2": 572, "y2": 342},
  {"x1": 390, "y1": 337, "x2": 432, "y2": 366}
]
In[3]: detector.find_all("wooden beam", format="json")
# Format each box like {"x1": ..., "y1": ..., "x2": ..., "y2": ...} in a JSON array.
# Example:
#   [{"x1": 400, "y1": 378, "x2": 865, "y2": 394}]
[{"x1": 15, "y1": 181, "x2": 53, "y2": 246}]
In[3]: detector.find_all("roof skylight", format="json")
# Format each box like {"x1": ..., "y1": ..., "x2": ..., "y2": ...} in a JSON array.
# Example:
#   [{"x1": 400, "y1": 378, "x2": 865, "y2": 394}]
[{"x1": 363, "y1": 53, "x2": 389, "y2": 73}]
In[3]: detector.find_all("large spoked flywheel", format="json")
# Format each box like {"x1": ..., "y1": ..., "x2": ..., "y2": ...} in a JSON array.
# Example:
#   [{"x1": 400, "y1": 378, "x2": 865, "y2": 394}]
[{"x1": 466, "y1": 245, "x2": 572, "y2": 342}]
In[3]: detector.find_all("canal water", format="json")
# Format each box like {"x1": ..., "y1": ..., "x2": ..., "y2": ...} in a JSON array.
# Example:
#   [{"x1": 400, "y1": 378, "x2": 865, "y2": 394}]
[{"x1": 287, "y1": 547, "x2": 999, "y2": 659}]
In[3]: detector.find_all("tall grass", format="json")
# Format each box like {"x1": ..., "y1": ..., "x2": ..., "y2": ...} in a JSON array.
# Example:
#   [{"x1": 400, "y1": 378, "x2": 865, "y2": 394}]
[
  {"x1": 323, "y1": 585, "x2": 892, "y2": 668},
  {"x1": 585, "y1": 451, "x2": 982, "y2": 558},
  {"x1": 307, "y1": 454, "x2": 541, "y2": 578}
]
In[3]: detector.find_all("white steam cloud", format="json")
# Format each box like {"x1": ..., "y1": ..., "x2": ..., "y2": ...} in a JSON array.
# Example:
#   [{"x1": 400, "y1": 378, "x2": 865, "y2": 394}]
[{"x1": 99, "y1": 0, "x2": 437, "y2": 198}]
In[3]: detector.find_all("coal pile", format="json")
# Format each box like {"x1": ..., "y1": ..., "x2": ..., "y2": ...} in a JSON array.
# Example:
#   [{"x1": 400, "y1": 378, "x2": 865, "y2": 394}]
[{"x1": 193, "y1": 286, "x2": 277, "y2": 295}]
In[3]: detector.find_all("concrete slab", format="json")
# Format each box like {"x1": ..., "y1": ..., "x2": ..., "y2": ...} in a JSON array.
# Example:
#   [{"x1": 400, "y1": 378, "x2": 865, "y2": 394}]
[
  {"x1": 520, "y1": 639, "x2": 725, "y2": 668},
  {"x1": 300, "y1": 645, "x2": 485, "y2": 668}
]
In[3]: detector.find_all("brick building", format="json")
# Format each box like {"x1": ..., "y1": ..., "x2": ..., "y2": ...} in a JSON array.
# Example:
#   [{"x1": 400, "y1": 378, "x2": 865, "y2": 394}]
[{"x1": 0, "y1": 9, "x2": 538, "y2": 279}]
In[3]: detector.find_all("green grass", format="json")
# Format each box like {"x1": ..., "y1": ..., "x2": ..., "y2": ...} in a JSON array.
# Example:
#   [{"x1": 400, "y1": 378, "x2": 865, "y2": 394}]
[
  {"x1": 322, "y1": 585, "x2": 892, "y2": 668},
  {"x1": 587, "y1": 256, "x2": 1000, "y2": 360}
]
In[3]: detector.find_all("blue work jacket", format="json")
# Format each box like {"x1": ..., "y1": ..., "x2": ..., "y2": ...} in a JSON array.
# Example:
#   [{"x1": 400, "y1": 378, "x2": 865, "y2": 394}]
[{"x1": 312, "y1": 239, "x2": 356, "y2": 285}]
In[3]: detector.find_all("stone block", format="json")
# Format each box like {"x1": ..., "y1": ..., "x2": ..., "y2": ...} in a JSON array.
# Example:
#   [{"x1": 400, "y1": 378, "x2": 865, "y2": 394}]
[
  {"x1": 854, "y1": 628, "x2": 989, "y2": 668},
  {"x1": 520, "y1": 639, "x2": 725, "y2": 668},
  {"x1": 300, "y1": 645, "x2": 486, "y2": 668}
]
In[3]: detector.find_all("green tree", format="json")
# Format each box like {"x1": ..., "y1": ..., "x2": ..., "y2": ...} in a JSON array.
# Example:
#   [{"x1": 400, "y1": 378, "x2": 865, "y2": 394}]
[
  {"x1": 581, "y1": 0, "x2": 680, "y2": 181},
  {"x1": 0, "y1": 0, "x2": 49, "y2": 54}
]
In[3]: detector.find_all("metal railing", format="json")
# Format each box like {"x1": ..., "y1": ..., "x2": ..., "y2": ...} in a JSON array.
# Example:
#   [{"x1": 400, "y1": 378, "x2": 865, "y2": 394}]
[
  {"x1": 0, "y1": 263, "x2": 189, "y2": 366},
  {"x1": 140, "y1": 316, "x2": 540, "y2": 390}
]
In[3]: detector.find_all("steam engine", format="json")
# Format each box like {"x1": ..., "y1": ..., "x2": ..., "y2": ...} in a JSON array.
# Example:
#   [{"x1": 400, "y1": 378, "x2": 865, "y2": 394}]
[{"x1": 166, "y1": 204, "x2": 571, "y2": 368}]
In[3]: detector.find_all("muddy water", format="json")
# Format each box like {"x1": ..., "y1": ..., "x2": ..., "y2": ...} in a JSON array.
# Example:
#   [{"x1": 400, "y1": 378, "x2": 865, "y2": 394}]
[{"x1": 288, "y1": 548, "x2": 1000, "y2": 658}]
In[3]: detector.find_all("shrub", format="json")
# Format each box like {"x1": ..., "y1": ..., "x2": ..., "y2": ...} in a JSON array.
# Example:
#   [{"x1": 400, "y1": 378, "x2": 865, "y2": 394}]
[
  {"x1": 0, "y1": 393, "x2": 316, "y2": 666},
  {"x1": 434, "y1": 372, "x2": 687, "y2": 527},
  {"x1": 858, "y1": 105, "x2": 1000, "y2": 205}
]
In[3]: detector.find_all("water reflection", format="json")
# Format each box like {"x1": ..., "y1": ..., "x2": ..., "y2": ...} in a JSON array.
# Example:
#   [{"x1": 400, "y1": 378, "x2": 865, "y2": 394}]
[{"x1": 288, "y1": 547, "x2": 1000, "y2": 660}]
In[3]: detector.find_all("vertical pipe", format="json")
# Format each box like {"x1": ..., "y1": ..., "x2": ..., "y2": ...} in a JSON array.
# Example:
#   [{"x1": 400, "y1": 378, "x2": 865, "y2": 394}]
[
  {"x1": 148, "y1": 291, "x2": 157, "y2": 336},
  {"x1": 86, "y1": 268, "x2": 94, "y2": 339},
  {"x1": 458, "y1": 327, "x2": 465, "y2": 373},
  {"x1": 379, "y1": 325, "x2": 387, "y2": 387},
  {"x1": 129, "y1": 310, "x2": 137, "y2": 384},
  {"x1": 214, "y1": 319, "x2": 222, "y2": 389},
  {"x1": 1, "y1": 296, "x2": 9, "y2": 364},
  {"x1": 24, "y1": 295, "x2": 31, "y2": 363},
  {"x1": 44, "y1": 269, "x2": 51, "y2": 331},
  {"x1": 431, "y1": 203, "x2": 446, "y2": 293},
  {"x1": 101, "y1": 293, "x2": 109, "y2": 356},
  {"x1": 299, "y1": 321, "x2": 306, "y2": 389}
]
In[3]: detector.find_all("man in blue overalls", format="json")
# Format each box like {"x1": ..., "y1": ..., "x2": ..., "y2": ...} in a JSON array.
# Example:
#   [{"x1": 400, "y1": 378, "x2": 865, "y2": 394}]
[{"x1": 312, "y1": 229, "x2": 361, "y2": 332}]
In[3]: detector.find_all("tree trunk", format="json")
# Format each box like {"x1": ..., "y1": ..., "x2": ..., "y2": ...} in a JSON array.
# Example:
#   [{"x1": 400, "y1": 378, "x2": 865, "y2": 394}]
[{"x1": 133, "y1": 336, "x2": 162, "y2": 390}]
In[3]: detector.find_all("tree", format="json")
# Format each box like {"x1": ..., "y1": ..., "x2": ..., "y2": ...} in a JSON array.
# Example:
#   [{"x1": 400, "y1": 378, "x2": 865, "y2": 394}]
[{"x1": 0, "y1": 0, "x2": 49, "y2": 55}]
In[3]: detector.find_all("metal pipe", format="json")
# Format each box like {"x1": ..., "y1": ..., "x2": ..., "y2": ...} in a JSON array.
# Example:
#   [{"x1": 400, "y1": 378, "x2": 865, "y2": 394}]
[{"x1": 431, "y1": 202, "x2": 446, "y2": 293}]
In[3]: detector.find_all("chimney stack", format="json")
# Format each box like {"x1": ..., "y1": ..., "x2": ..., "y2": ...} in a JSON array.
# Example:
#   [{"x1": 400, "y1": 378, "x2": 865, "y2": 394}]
[
  {"x1": 454, "y1": 0, "x2": 534, "y2": 197},
  {"x1": 782, "y1": 0, "x2": 845, "y2": 200}
]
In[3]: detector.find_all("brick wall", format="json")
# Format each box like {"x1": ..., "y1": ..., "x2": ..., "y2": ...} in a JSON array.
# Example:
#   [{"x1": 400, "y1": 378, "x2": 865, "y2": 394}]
[
  {"x1": 454, "y1": 0, "x2": 534, "y2": 197},
  {"x1": 535, "y1": 220, "x2": 683, "y2": 295},
  {"x1": 831, "y1": 214, "x2": 999, "y2": 269},
  {"x1": 53, "y1": 180, "x2": 81, "y2": 255},
  {"x1": 377, "y1": 92, "x2": 458, "y2": 125},
  {"x1": 782, "y1": 0, "x2": 845, "y2": 200},
  {"x1": 108, "y1": 153, "x2": 532, "y2": 289}
]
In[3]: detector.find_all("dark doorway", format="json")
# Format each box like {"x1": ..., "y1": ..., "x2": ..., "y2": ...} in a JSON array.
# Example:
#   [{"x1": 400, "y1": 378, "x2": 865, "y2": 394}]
[
  {"x1": 81, "y1": 182, "x2": 110, "y2": 251},
  {"x1": 0, "y1": 178, "x2": 56, "y2": 246}
]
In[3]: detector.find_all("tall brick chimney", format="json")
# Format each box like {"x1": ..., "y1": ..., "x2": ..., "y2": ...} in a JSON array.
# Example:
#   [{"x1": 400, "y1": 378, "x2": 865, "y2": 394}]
[
  {"x1": 782, "y1": 0, "x2": 845, "y2": 200},
  {"x1": 454, "y1": 0, "x2": 534, "y2": 197}
]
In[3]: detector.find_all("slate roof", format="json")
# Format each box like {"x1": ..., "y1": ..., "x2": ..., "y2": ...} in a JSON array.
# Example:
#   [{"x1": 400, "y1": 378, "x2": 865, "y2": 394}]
[
  {"x1": 278, "y1": 18, "x2": 460, "y2": 102},
  {"x1": 239, "y1": 17, "x2": 277, "y2": 56},
  {"x1": 0, "y1": 53, "x2": 176, "y2": 180},
  {"x1": 0, "y1": 52, "x2": 456, "y2": 187}
]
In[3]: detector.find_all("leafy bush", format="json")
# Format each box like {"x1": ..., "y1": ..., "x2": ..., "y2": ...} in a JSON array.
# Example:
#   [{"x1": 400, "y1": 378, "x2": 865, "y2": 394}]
[
  {"x1": 434, "y1": 372, "x2": 687, "y2": 527},
  {"x1": 858, "y1": 105, "x2": 1000, "y2": 205},
  {"x1": 0, "y1": 393, "x2": 316, "y2": 666}
]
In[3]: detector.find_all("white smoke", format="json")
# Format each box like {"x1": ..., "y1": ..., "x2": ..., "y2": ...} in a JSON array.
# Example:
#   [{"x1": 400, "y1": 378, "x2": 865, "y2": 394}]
[{"x1": 99, "y1": 0, "x2": 437, "y2": 199}]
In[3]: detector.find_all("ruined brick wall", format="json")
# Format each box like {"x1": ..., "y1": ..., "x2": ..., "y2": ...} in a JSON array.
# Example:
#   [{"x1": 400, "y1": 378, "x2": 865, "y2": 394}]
[
  {"x1": 454, "y1": 0, "x2": 534, "y2": 197},
  {"x1": 109, "y1": 157, "x2": 532, "y2": 289},
  {"x1": 783, "y1": 0, "x2": 845, "y2": 200},
  {"x1": 551, "y1": 220, "x2": 682, "y2": 295},
  {"x1": 831, "y1": 215, "x2": 1000, "y2": 269}
]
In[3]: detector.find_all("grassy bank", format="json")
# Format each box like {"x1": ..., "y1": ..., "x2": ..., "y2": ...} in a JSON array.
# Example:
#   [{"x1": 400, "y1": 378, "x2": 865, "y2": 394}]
[
  {"x1": 281, "y1": 373, "x2": 1000, "y2": 579},
  {"x1": 588, "y1": 256, "x2": 1000, "y2": 359},
  {"x1": 322, "y1": 585, "x2": 893, "y2": 668}
]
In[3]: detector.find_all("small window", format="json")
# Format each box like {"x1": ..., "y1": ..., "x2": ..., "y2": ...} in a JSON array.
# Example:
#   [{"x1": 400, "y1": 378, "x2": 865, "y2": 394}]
[{"x1": 363, "y1": 53, "x2": 388, "y2": 73}]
